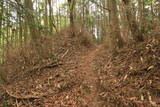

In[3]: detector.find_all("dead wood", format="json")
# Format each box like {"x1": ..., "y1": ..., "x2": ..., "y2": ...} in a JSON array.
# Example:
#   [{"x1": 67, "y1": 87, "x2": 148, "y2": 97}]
[
  {"x1": 27, "y1": 62, "x2": 63, "y2": 73},
  {"x1": 0, "y1": 84, "x2": 45, "y2": 99}
]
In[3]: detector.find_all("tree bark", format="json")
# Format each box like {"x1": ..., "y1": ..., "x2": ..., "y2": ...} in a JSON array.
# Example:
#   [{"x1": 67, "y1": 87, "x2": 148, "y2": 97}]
[
  {"x1": 138, "y1": 0, "x2": 145, "y2": 34},
  {"x1": 44, "y1": 0, "x2": 48, "y2": 27},
  {"x1": 0, "y1": 0, "x2": 4, "y2": 62},
  {"x1": 108, "y1": 0, "x2": 124, "y2": 53},
  {"x1": 122, "y1": 0, "x2": 143, "y2": 42},
  {"x1": 0, "y1": 0, "x2": 4, "y2": 41},
  {"x1": 68, "y1": 0, "x2": 76, "y2": 36},
  {"x1": 24, "y1": 0, "x2": 39, "y2": 41}
]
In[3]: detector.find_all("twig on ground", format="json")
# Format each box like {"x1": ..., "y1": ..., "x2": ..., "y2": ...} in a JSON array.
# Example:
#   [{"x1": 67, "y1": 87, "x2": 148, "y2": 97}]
[
  {"x1": 27, "y1": 62, "x2": 62, "y2": 73},
  {"x1": 61, "y1": 49, "x2": 69, "y2": 58},
  {"x1": 16, "y1": 99, "x2": 19, "y2": 107}
]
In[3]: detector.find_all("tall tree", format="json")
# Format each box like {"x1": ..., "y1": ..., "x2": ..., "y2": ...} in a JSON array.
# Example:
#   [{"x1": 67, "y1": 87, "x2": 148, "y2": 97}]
[
  {"x1": 48, "y1": 0, "x2": 53, "y2": 33},
  {"x1": 44, "y1": 0, "x2": 48, "y2": 27},
  {"x1": 108, "y1": 0, "x2": 124, "y2": 52},
  {"x1": 68, "y1": 0, "x2": 76, "y2": 36},
  {"x1": 0, "y1": 0, "x2": 4, "y2": 62},
  {"x1": 138, "y1": 0, "x2": 145, "y2": 34},
  {"x1": 24, "y1": 0, "x2": 39, "y2": 42},
  {"x1": 122, "y1": 0, "x2": 143, "y2": 42},
  {"x1": 0, "y1": 0, "x2": 4, "y2": 39},
  {"x1": 17, "y1": 0, "x2": 23, "y2": 45}
]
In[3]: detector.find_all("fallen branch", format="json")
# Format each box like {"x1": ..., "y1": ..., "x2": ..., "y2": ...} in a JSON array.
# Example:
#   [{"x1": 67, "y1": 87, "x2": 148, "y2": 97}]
[
  {"x1": 27, "y1": 62, "x2": 62, "y2": 73},
  {"x1": 0, "y1": 85, "x2": 44, "y2": 99}
]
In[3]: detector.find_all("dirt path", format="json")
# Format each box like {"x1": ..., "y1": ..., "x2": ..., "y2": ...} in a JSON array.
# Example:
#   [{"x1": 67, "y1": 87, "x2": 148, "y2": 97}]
[
  {"x1": 44, "y1": 45, "x2": 103, "y2": 107},
  {"x1": 42, "y1": 45, "x2": 103, "y2": 107},
  {"x1": 77, "y1": 45, "x2": 102, "y2": 107}
]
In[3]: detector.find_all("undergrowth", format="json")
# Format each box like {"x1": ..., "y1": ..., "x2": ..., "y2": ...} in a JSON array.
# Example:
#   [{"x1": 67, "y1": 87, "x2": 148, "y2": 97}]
[
  {"x1": 0, "y1": 36, "x2": 56, "y2": 85},
  {"x1": 0, "y1": 26, "x2": 94, "y2": 85}
]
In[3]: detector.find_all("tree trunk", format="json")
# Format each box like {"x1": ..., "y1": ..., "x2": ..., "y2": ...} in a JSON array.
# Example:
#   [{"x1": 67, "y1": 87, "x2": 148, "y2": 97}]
[
  {"x1": 0, "y1": 0, "x2": 4, "y2": 62},
  {"x1": 24, "y1": 0, "x2": 39, "y2": 41},
  {"x1": 17, "y1": 3, "x2": 23, "y2": 46},
  {"x1": 48, "y1": 0, "x2": 53, "y2": 33},
  {"x1": 108, "y1": 0, "x2": 124, "y2": 53},
  {"x1": 44, "y1": 0, "x2": 48, "y2": 27},
  {"x1": 122, "y1": 0, "x2": 143, "y2": 42},
  {"x1": 138, "y1": 0, "x2": 145, "y2": 34},
  {"x1": 68, "y1": 0, "x2": 76, "y2": 36},
  {"x1": 0, "y1": 0, "x2": 4, "y2": 40}
]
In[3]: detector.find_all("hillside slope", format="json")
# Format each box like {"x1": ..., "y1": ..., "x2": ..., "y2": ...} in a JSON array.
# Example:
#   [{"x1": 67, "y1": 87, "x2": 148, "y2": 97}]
[
  {"x1": 95, "y1": 35, "x2": 160, "y2": 107},
  {"x1": 0, "y1": 31, "x2": 160, "y2": 107}
]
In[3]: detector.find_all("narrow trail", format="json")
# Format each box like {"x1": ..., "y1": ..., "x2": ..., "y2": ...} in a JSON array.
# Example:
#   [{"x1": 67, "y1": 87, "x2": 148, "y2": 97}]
[
  {"x1": 77, "y1": 45, "x2": 103, "y2": 107},
  {"x1": 44, "y1": 45, "x2": 104, "y2": 107}
]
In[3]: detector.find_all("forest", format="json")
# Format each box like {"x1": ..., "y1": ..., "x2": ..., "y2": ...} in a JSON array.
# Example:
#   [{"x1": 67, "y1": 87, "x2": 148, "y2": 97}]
[{"x1": 0, "y1": 0, "x2": 160, "y2": 106}]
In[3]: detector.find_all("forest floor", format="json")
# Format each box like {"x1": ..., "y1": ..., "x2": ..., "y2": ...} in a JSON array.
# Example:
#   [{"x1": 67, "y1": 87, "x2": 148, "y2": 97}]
[
  {"x1": 0, "y1": 29, "x2": 160, "y2": 107},
  {"x1": 0, "y1": 43, "x2": 103, "y2": 107}
]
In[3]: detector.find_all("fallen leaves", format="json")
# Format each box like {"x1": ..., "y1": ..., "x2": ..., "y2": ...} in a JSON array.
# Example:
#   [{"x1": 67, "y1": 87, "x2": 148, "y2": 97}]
[{"x1": 94, "y1": 36, "x2": 160, "y2": 106}]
